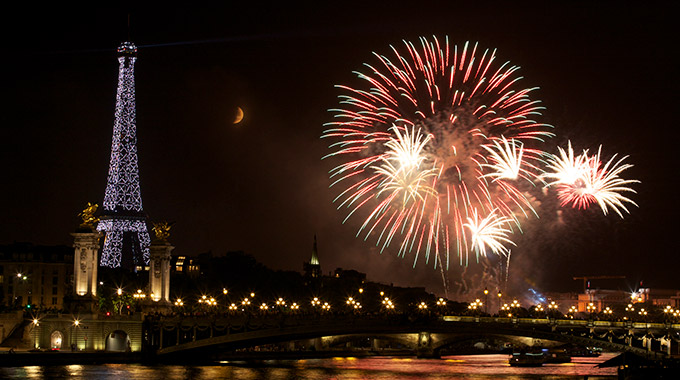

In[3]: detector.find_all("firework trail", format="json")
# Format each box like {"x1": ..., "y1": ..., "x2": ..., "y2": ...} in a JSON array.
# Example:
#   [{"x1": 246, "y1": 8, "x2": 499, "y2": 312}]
[
  {"x1": 323, "y1": 36, "x2": 553, "y2": 268},
  {"x1": 504, "y1": 250, "x2": 512, "y2": 290},
  {"x1": 543, "y1": 141, "x2": 639, "y2": 217}
]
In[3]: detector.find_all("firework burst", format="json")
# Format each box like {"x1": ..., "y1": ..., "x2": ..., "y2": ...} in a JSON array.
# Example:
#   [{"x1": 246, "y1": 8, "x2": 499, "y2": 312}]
[
  {"x1": 544, "y1": 142, "x2": 639, "y2": 217},
  {"x1": 323, "y1": 36, "x2": 554, "y2": 267},
  {"x1": 464, "y1": 208, "x2": 516, "y2": 258},
  {"x1": 372, "y1": 126, "x2": 439, "y2": 205}
]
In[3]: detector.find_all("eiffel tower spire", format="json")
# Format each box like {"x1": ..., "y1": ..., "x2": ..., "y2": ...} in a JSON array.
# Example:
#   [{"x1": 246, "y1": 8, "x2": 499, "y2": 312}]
[{"x1": 97, "y1": 41, "x2": 150, "y2": 269}]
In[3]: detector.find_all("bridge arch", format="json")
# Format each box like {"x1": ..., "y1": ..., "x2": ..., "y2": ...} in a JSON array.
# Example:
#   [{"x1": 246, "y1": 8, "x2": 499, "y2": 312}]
[
  {"x1": 154, "y1": 316, "x2": 673, "y2": 360},
  {"x1": 105, "y1": 330, "x2": 131, "y2": 352},
  {"x1": 430, "y1": 333, "x2": 560, "y2": 356},
  {"x1": 323, "y1": 334, "x2": 416, "y2": 350},
  {"x1": 50, "y1": 330, "x2": 64, "y2": 350}
]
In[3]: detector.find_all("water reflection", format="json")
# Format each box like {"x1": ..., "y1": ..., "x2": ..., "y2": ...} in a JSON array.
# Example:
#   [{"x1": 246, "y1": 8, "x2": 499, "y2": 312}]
[{"x1": 0, "y1": 354, "x2": 617, "y2": 379}]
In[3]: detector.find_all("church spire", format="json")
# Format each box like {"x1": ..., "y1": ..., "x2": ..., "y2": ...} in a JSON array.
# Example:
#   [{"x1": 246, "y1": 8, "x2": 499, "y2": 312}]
[
  {"x1": 310, "y1": 234, "x2": 319, "y2": 266},
  {"x1": 304, "y1": 234, "x2": 321, "y2": 279}
]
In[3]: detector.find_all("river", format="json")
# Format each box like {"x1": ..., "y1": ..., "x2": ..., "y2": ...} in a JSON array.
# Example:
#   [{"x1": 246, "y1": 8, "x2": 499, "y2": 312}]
[{"x1": 0, "y1": 353, "x2": 617, "y2": 379}]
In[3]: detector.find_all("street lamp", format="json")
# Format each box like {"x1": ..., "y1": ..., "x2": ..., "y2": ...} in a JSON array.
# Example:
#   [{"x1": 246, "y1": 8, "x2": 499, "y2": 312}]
[
  {"x1": 73, "y1": 319, "x2": 80, "y2": 351},
  {"x1": 32, "y1": 318, "x2": 40, "y2": 348},
  {"x1": 497, "y1": 291, "x2": 502, "y2": 315},
  {"x1": 347, "y1": 297, "x2": 362, "y2": 311},
  {"x1": 381, "y1": 297, "x2": 394, "y2": 311},
  {"x1": 568, "y1": 305, "x2": 578, "y2": 319},
  {"x1": 534, "y1": 304, "x2": 544, "y2": 317},
  {"x1": 586, "y1": 302, "x2": 596, "y2": 318},
  {"x1": 500, "y1": 303, "x2": 510, "y2": 317},
  {"x1": 436, "y1": 297, "x2": 447, "y2": 314},
  {"x1": 13, "y1": 273, "x2": 25, "y2": 307},
  {"x1": 510, "y1": 299, "x2": 520, "y2": 316},
  {"x1": 638, "y1": 308, "x2": 648, "y2": 321},
  {"x1": 469, "y1": 299, "x2": 484, "y2": 315},
  {"x1": 483, "y1": 288, "x2": 489, "y2": 314}
]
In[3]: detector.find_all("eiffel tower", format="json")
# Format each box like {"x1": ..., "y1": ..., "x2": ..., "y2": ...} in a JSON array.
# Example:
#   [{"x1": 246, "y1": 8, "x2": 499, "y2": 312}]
[{"x1": 97, "y1": 41, "x2": 150, "y2": 270}]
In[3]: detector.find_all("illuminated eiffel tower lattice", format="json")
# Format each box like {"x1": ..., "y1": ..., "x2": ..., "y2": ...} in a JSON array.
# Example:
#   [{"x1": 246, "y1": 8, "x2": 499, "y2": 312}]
[{"x1": 97, "y1": 41, "x2": 150, "y2": 270}]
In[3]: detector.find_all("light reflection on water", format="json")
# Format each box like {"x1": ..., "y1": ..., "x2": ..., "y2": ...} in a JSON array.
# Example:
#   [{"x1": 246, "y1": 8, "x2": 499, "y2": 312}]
[{"x1": 0, "y1": 354, "x2": 617, "y2": 379}]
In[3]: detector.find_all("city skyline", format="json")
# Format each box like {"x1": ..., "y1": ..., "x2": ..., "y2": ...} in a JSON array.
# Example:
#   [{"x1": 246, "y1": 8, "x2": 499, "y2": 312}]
[{"x1": 2, "y1": 4, "x2": 677, "y2": 295}]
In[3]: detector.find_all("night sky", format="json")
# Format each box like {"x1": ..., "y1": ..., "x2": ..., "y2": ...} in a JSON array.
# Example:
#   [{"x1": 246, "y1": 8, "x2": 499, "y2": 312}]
[{"x1": 3, "y1": 4, "x2": 677, "y2": 298}]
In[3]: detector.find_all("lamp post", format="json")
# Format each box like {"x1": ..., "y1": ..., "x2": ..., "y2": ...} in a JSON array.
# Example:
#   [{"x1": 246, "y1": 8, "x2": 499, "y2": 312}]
[
  {"x1": 13, "y1": 273, "x2": 26, "y2": 307},
  {"x1": 347, "y1": 296, "x2": 363, "y2": 312},
  {"x1": 586, "y1": 302, "x2": 596, "y2": 320},
  {"x1": 497, "y1": 291, "x2": 502, "y2": 315},
  {"x1": 73, "y1": 319, "x2": 80, "y2": 351},
  {"x1": 483, "y1": 288, "x2": 489, "y2": 314},
  {"x1": 638, "y1": 308, "x2": 648, "y2": 322},
  {"x1": 534, "y1": 304, "x2": 544, "y2": 317},
  {"x1": 436, "y1": 297, "x2": 447, "y2": 315},
  {"x1": 568, "y1": 305, "x2": 578, "y2": 319},
  {"x1": 275, "y1": 297, "x2": 286, "y2": 311},
  {"x1": 380, "y1": 297, "x2": 394, "y2": 312},
  {"x1": 510, "y1": 299, "x2": 520, "y2": 317},
  {"x1": 32, "y1": 318, "x2": 39, "y2": 349},
  {"x1": 548, "y1": 301, "x2": 558, "y2": 319},
  {"x1": 174, "y1": 298, "x2": 184, "y2": 308}
]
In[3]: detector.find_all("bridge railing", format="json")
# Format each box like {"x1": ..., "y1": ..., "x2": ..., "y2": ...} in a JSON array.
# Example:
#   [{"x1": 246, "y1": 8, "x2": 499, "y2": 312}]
[{"x1": 442, "y1": 316, "x2": 679, "y2": 331}]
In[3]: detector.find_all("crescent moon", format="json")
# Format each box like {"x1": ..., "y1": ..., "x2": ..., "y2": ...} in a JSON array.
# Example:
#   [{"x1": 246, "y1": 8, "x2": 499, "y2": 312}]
[{"x1": 233, "y1": 107, "x2": 244, "y2": 124}]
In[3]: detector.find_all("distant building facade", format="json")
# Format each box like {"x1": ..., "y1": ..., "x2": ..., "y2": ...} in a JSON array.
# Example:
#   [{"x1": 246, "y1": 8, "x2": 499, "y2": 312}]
[
  {"x1": 546, "y1": 287, "x2": 680, "y2": 313},
  {"x1": 0, "y1": 243, "x2": 73, "y2": 309}
]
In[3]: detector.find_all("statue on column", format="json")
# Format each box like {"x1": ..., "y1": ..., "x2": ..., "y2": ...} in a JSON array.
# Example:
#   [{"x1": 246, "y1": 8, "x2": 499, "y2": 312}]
[
  {"x1": 70, "y1": 203, "x2": 102, "y2": 312},
  {"x1": 148, "y1": 221, "x2": 174, "y2": 309},
  {"x1": 151, "y1": 221, "x2": 173, "y2": 242},
  {"x1": 78, "y1": 203, "x2": 100, "y2": 230}
]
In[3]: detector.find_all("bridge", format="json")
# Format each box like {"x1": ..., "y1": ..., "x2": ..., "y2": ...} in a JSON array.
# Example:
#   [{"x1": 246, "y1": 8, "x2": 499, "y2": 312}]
[{"x1": 146, "y1": 314, "x2": 680, "y2": 360}]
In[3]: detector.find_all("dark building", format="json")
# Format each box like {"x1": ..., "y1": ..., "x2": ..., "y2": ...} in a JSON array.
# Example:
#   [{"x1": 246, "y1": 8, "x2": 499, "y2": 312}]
[{"x1": 0, "y1": 243, "x2": 73, "y2": 309}]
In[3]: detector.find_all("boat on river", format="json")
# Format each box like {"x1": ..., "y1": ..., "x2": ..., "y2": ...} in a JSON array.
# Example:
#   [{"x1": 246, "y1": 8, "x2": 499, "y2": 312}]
[{"x1": 508, "y1": 351, "x2": 546, "y2": 367}]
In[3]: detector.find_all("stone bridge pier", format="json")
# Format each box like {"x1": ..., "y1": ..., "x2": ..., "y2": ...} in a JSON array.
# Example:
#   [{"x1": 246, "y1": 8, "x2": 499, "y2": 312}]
[{"x1": 415, "y1": 332, "x2": 439, "y2": 358}]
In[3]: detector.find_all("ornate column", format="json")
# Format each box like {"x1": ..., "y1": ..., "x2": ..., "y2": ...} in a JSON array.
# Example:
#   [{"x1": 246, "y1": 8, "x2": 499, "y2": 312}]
[
  {"x1": 71, "y1": 203, "x2": 102, "y2": 298},
  {"x1": 149, "y1": 222, "x2": 174, "y2": 303}
]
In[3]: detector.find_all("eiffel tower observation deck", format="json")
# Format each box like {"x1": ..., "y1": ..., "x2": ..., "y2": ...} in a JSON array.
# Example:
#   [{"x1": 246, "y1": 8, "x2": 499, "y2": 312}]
[{"x1": 97, "y1": 41, "x2": 151, "y2": 270}]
